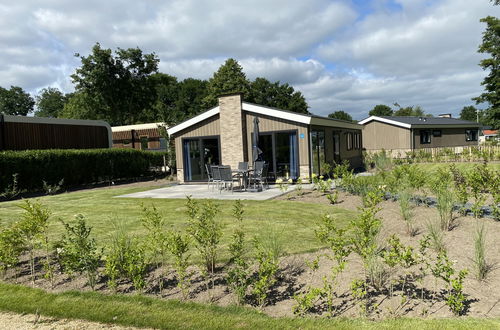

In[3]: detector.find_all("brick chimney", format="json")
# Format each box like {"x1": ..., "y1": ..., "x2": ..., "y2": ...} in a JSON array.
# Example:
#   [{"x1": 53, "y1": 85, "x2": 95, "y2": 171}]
[{"x1": 218, "y1": 93, "x2": 245, "y2": 168}]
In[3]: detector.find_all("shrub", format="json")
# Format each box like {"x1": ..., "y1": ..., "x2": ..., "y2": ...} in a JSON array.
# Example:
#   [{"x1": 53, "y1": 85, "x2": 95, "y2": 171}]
[
  {"x1": 227, "y1": 201, "x2": 251, "y2": 305},
  {"x1": 472, "y1": 221, "x2": 493, "y2": 281},
  {"x1": 326, "y1": 191, "x2": 339, "y2": 204},
  {"x1": 58, "y1": 215, "x2": 102, "y2": 289},
  {"x1": 166, "y1": 229, "x2": 191, "y2": 299},
  {"x1": 0, "y1": 149, "x2": 165, "y2": 193},
  {"x1": 186, "y1": 197, "x2": 222, "y2": 274},
  {"x1": 435, "y1": 187, "x2": 457, "y2": 231},
  {"x1": 426, "y1": 220, "x2": 446, "y2": 254},
  {"x1": 17, "y1": 200, "x2": 51, "y2": 284},
  {"x1": 252, "y1": 236, "x2": 281, "y2": 308},
  {"x1": 104, "y1": 228, "x2": 148, "y2": 292},
  {"x1": 398, "y1": 189, "x2": 416, "y2": 236},
  {"x1": 0, "y1": 222, "x2": 24, "y2": 275}
]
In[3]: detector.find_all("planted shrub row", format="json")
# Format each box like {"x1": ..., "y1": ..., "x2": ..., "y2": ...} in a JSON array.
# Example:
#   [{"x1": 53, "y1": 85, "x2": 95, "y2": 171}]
[{"x1": 0, "y1": 149, "x2": 166, "y2": 193}]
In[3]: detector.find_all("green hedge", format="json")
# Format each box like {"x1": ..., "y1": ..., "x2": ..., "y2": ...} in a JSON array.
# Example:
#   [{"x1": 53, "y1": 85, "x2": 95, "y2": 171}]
[{"x1": 0, "y1": 149, "x2": 166, "y2": 192}]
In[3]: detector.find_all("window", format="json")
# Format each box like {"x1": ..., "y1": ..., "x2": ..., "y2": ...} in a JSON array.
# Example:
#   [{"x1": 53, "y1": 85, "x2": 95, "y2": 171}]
[
  {"x1": 311, "y1": 130, "x2": 325, "y2": 175},
  {"x1": 354, "y1": 132, "x2": 361, "y2": 150},
  {"x1": 122, "y1": 139, "x2": 131, "y2": 146},
  {"x1": 140, "y1": 136, "x2": 149, "y2": 150},
  {"x1": 432, "y1": 130, "x2": 442, "y2": 137},
  {"x1": 346, "y1": 132, "x2": 353, "y2": 150},
  {"x1": 420, "y1": 130, "x2": 431, "y2": 144},
  {"x1": 465, "y1": 129, "x2": 478, "y2": 141},
  {"x1": 159, "y1": 137, "x2": 167, "y2": 150}
]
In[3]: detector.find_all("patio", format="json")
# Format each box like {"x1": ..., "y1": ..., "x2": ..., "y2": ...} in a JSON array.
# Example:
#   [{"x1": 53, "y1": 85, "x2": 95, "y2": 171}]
[{"x1": 116, "y1": 184, "x2": 302, "y2": 200}]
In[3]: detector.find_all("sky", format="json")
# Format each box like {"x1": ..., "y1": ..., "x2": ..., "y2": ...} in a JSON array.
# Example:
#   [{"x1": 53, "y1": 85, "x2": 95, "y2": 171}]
[{"x1": 0, "y1": 0, "x2": 499, "y2": 120}]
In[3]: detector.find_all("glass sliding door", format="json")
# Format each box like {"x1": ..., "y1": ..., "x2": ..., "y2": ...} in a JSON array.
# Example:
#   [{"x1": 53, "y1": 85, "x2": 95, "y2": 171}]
[
  {"x1": 256, "y1": 131, "x2": 298, "y2": 180},
  {"x1": 183, "y1": 137, "x2": 220, "y2": 181},
  {"x1": 311, "y1": 130, "x2": 325, "y2": 175}
]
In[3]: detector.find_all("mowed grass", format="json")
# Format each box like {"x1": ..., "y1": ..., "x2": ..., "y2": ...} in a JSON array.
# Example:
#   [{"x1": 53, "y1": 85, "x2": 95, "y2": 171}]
[
  {"x1": 0, "y1": 184, "x2": 354, "y2": 259},
  {"x1": 1, "y1": 283, "x2": 499, "y2": 330}
]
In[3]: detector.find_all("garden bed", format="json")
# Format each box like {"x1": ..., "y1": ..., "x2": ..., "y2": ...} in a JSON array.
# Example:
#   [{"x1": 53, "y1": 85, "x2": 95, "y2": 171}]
[{"x1": 2, "y1": 189, "x2": 499, "y2": 320}]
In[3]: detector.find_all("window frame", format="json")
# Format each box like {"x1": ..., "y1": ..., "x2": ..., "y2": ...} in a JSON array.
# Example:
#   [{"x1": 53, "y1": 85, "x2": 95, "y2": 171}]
[
  {"x1": 420, "y1": 130, "x2": 431, "y2": 144},
  {"x1": 465, "y1": 129, "x2": 478, "y2": 142}
]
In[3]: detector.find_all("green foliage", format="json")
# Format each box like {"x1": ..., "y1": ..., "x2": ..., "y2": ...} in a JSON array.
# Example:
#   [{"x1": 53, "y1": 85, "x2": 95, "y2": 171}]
[
  {"x1": 140, "y1": 204, "x2": 167, "y2": 265},
  {"x1": 0, "y1": 222, "x2": 24, "y2": 273},
  {"x1": 252, "y1": 236, "x2": 280, "y2": 308},
  {"x1": 58, "y1": 215, "x2": 102, "y2": 289},
  {"x1": 449, "y1": 164, "x2": 469, "y2": 214},
  {"x1": 17, "y1": 200, "x2": 51, "y2": 284},
  {"x1": 0, "y1": 173, "x2": 20, "y2": 200},
  {"x1": 0, "y1": 149, "x2": 164, "y2": 193},
  {"x1": 369, "y1": 104, "x2": 393, "y2": 116},
  {"x1": 474, "y1": 16, "x2": 500, "y2": 129},
  {"x1": 393, "y1": 104, "x2": 428, "y2": 117},
  {"x1": 350, "y1": 278, "x2": 369, "y2": 316},
  {"x1": 0, "y1": 85, "x2": 34, "y2": 116},
  {"x1": 398, "y1": 189, "x2": 416, "y2": 236},
  {"x1": 104, "y1": 228, "x2": 148, "y2": 292},
  {"x1": 42, "y1": 179, "x2": 64, "y2": 196},
  {"x1": 34, "y1": 87, "x2": 68, "y2": 118},
  {"x1": 430, "y1": 251, "x2": 469, "y2": 316},
  {"x1": 326, "y1": 191, "x2": 339, "y2": 204},
  {"x1": 466, "y1": 163, "x2": 489, "y2": 218},
  {"x1": 186, "y1": 197, "x2": 222, "y2": 274},
  {"x1": 68, "y1": 43, "x2": 159, "y2": 125},
  {"x1": 328, "y1": 110, "x2": 353, "y2": 122},
  {"x1": 227, "y1": 200, "x2": 251, "y2": 305},
  {"x1": 203, "y1": 59, "x2": 250, "y2": 108},
  {"x1": 459, "y1": 105, "x2": 481, "y2": 122},
  {"x1": 249, "y1": 77, "x2": 309, "y2": 114},
  {"x1": 426, "y1": 218, "x2": 446, "y2": 254},
  {"x1": 351, "y1": 191, "x2": 382, "y2": 262},
  {"x1": 166, "y1": 229, "x2": 191, "y2": 299},
  {"x1": 293, "y1": 287, "x2": 322, "y2": 316},
  {"x1": 435, "y1": 186, "x2": 457, "y2": 231},
  {"x1": 472, "y1": 221, "x2": 492, "y2": 281}
]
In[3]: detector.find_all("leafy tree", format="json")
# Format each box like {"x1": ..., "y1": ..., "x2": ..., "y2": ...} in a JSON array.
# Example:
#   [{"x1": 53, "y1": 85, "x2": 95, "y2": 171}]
[
  {"x1": 459, "y1": 105, "x2": 482, "y2": 122},
  {"x1": 149, "y1": 73, "x2": 179, "y2": 124},
  {"x1": 175, "y1": 78, "x2": 209, "y2": 123},
  {"x1": 0, "y1": 86, "x2": 34, "y2": 116},
  {"x1": 203, "y1": 58, "x2": 250, "y2": 108},
  {"x1": 393, "y1": 104, "x2": 428, "y2": 117},
  {"x1": 474, "y1": 16, "x2": 500, "y2": 129},
  {"x1": 69, "y1": 43, "x2": 159, "y2": 125},
  {"x1": 369, "y1": 104, "x2": 393, "y2": 116},
  {"x1": 249, "y1": 77, "x2": 309, "y2": 114},
  {"x1": 35, "y1": 87, "x2": 68, "y2": 118},
  {"x1": 328, "y1": 110, "x2": 353, "y2": 122}
]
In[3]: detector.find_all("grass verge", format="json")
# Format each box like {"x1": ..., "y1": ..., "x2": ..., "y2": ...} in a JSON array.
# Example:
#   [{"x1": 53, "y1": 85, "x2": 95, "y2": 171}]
[{"x1": 0, "y1": 283, "x2": 499, "y2": 330}]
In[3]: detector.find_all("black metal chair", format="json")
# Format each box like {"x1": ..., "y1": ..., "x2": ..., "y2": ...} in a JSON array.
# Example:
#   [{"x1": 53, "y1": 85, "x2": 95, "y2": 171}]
[
  {"x1": 205, "y1": 164, "x2": 214, "y2": 190},
  {"x1": 248, "y1": 162, "x2": 267, "y2": 191},
  {"x1": 211, "y1": 165, "x2": 222, "y2": 191},
  {"x1": 219, "y1": 165, "x2": 239, "y2": 193}
]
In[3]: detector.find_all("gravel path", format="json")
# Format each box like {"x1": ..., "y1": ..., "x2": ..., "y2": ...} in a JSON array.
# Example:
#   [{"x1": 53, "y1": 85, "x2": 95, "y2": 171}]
[{"x1": 0, "y1": 312, "x2": 145, "y2": 330}]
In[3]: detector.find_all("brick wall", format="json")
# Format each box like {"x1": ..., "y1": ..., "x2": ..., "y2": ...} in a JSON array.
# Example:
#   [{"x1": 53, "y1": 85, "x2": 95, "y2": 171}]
[{"x1": 219, "y1": 94, "x2": 245, "y2": 168}]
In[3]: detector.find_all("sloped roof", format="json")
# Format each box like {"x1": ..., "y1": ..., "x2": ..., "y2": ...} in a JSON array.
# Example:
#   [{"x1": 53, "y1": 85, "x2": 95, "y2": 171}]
[
  {"x1": 358, "y1": 116, "x2": 481, "y2": 128},
  {"x1": 167, "y1": 102, "x2": 362, "y2": 135}
]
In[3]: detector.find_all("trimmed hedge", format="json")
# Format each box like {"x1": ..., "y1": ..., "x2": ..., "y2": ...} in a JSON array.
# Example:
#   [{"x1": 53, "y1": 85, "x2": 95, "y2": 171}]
[{"x1": 0, "y1": 149, "x2": 166, "y2": 193}]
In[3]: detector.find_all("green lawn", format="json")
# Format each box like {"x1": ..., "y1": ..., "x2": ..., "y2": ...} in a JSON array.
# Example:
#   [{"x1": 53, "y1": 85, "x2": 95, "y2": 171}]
[
  {"x1": 0, "y1": 283, "x2": 498, "y2": 330},
  {"x1": 0, "y1": 184, "x2": 354, "y2": 259}
]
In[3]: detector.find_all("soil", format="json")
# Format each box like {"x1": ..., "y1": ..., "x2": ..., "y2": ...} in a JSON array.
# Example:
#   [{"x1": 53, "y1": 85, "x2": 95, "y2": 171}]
[{"x1": 3, "y1": 189, "x2": 500, "y2": 320}]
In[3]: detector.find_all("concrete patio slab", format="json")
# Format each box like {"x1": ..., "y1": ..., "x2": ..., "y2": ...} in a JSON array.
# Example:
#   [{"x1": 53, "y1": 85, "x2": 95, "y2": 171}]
[{"x1": 116, "y1": 184, "x2": 303, "y2": 200}]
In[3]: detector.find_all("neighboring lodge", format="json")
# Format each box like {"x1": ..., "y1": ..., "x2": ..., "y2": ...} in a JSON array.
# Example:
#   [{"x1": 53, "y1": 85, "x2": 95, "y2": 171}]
[
  {"x1": 0, "y1": 114, "x2": 111, "y2": 151},
  {"x1": 111, "y1": 123, "x2": 167, "y2": 151}
]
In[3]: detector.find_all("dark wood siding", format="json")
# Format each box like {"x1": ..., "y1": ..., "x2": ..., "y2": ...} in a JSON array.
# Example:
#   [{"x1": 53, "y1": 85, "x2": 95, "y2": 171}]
[
  {"x1": 0, "y1": 122, "x2": 109, "y2": 150},
  {"x1": 112, "y1": 128, "x2": 164, "y2": 150}
]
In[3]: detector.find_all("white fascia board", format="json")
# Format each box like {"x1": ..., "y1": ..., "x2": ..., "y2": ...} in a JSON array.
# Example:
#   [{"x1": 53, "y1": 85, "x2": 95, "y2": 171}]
[
  {"x1": 112, "y1": 122, "x2": 166, "y2": 132},
  {"x1": 310, "y1": 116, "x2": 363, "y2": 130},
  {"x1": 359, "y1": 116, "x2": 411, "y2": 129},
  {"x1": 167, "y1": 107, "x2": 220, "y2": 136},
  {"x1": 242, "y1": 102, "x2": 311, "y2": 125}
]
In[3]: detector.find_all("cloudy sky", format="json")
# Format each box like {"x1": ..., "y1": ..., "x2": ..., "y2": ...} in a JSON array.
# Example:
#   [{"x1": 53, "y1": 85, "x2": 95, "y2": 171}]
[{"x1": 0, "y1": 0, "x2": 498, "y2": 119}]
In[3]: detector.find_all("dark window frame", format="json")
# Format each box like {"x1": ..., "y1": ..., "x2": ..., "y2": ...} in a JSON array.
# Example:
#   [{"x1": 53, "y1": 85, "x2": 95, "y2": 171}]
[
  {"x1": 465, "y1": 129, "x2": 478, "y2": 142},
  {"x1": 346, "y1": 132, "x2": 353, "y2": 151},
  {"x1": 139, "y1": 136, "x2": 149, "y2": 150},
  {"x1": 420, "y1": 130, "x2": 431, "y2": 144}
]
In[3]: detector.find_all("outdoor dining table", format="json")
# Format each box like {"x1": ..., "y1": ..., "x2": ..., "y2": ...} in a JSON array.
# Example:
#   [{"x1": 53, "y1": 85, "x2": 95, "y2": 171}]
[{"x1": 232, "y1": 168, "x2": 251, "y2": 190}]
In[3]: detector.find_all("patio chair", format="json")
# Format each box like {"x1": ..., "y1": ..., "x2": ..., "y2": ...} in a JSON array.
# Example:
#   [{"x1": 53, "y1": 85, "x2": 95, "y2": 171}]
[
  {"x1": 219, "y1": 165, "x2": 239, "y2": 193},
  {"x1": 211, "y1": 165, "x2": 222, "y2": 190},
  {"x1": 205, "y1": 164, "x2": 214, "y2": 190},
  {"x1": 232, "y1": 162, "x2": 249, "y2": 189},
  {"x1": 248, "y1": 162, "x2": 268, "y2": 191}
]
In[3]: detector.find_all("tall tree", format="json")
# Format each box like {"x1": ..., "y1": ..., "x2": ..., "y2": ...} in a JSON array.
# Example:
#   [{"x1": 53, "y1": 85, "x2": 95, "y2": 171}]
[
  {"x1": 369, "y1": 104, "x2": 393, "y2": 116},
  {"x1": 328, "y1": 110, "x2": 353, "y2": 122},
  {"x1": 203, "y1": 58, "x2": 250, "y2": 108},
  {"x1": 474, "y1": 16, "x2": 500, "y2": 129},
  {"x1": 459, "y1": 105, "x2": 481, "y2": 122},
  {"x1": 0, "y1": 86, "x2": 34, "y2": 116},
  {"x1": 68, "y1": 43, "x2": 159, "y2": 125},
  {"x1": 149, "y1": 73, "x2": 178, "y2": 124},
  {"x1": 176, "y1": 78, "x2": 209, "y2": 122},
  {"x1": 249, "y1": 77, "x2": 309, "y2": 114},
  {"x1": 35, "y1": 87, "x2": 67, "y2": 118}
]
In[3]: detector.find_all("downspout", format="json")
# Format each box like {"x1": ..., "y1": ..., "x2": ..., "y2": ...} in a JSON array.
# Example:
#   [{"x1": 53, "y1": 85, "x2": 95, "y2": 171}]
[{"x1": 131, "y1": 129, "x2": 136, "y2": 149}]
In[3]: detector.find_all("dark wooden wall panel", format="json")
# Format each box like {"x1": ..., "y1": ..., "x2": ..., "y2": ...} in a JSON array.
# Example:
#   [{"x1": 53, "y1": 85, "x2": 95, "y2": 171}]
[{"x1": 2, "y1": 122, "x2": 109, "y2": 150}]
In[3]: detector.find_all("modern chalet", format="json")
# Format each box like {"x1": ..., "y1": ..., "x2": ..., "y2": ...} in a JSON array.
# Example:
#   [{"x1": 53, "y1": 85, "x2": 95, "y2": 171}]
[{"x1": 167, "y1": 94, "x2": 363, "y2": 183}]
